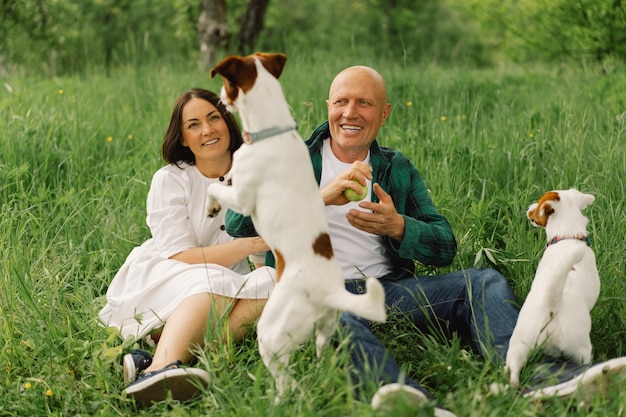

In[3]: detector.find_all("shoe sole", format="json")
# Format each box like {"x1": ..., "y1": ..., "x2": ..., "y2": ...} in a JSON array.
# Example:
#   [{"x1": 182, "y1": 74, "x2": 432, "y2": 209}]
[
  {"x1": 371, "y1": 383, "x2": 457, "y2": 417},
  {"x1": 124, "y1": 367, "x2": 210, "y2": 407},
  {"x1": 525, "y1": 357, "x2": 626, "y2": 399},
  {"x1": 123, "y1": 353, "x2": 136, "y2": 385},
  {"x1": 371, "y1": 383, "x2": 429, "y2": 410}
]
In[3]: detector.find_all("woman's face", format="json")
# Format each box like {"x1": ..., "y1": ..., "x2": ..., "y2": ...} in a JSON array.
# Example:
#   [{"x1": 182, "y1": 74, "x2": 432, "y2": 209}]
[{"x1": 181, "y1": 97, "x2": 231, "y2": 166}]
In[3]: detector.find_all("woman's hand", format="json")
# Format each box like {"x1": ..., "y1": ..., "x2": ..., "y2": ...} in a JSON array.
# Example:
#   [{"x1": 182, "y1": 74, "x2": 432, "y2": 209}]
[
  {"x1": 170, "y1": 236, "x2": 271, "y2": 266},
  {"x1": 247, "y1": 236, "x2": 270, "y2": 254}
]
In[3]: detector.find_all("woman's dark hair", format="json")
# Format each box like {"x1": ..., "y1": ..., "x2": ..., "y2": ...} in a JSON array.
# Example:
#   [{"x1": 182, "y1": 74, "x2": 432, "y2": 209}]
[{"x1": 161, "y1": 88, "x2": 243, "y2": 165}]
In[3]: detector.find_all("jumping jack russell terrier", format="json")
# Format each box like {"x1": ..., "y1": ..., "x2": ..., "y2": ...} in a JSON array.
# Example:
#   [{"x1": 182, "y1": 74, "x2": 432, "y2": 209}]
[
  {"x1": 206, "y1": 52, "x2": 387, "y2": 397},
  {"x1": 505, "y1": 188, "x2": 599, "y2": 387}
]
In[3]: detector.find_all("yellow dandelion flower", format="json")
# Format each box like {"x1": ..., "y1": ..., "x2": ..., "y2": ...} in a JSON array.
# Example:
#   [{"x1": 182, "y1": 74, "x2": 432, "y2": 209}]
[
  {"x1": 406, "y1": 101, "x2": 413, "y2": 107},
  {"x1": 529, "y1": 132, "x2": 534, "y2": 138},
  {"x1": 24, "y1": 382, "x2": 32, "y2": 389},
  {"x1": 106, "y1": 136, "x2": 113, "y2": 142},
  {"x1": 127, "y1": 134, "x2": 133, "y2": 140},
  {"x1": 45, "y1": 389, "x2": 53, "y2": 397},
  {"x1": 58, "y1": 89, "x2": 64, "y2": 95},
  {"x1": 440, "y1": 116, "x2": 447, "y2": 122}
]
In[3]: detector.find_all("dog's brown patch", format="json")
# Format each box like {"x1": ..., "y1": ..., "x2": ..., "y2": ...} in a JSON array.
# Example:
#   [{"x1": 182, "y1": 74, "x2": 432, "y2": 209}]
[
  {"x1": 274, "y1": 249, "x2": 285, "y2": 283},
  {"x1": 312, "y1": 232, "x2": 334, "y2": 259},
  {"x1": 528, "y1": 191, "x2": 560, "y2": 227}
]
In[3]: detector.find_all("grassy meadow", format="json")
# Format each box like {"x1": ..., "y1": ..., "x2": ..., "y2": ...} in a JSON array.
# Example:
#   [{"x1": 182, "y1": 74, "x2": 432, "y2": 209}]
[{"x1": 1, "y1": 50, "x2": 626, "y2": 416}]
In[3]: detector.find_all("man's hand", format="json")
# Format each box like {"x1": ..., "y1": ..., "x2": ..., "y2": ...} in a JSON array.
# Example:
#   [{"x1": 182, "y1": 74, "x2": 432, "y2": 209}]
[
  {"x1": 320, "y1": 161, "x2": 372, "y2": 206},
  {"x1": 346, "y1": 183, "x2": 405, "y2": 242}
]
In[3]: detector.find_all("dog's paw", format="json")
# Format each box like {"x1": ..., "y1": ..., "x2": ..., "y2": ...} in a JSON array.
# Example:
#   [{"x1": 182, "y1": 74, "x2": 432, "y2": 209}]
[
  {"x1": 489, "y1": 382, "x2": 511, "y2": 395},
  {"x1": 206, "y1": 197, "x2": 222, "y2": 218}
]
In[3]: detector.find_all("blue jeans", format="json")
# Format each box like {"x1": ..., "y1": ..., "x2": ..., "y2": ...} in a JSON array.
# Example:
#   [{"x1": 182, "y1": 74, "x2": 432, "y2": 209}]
[{"x1": 341, "y1": 268, "x2": 519, "y2": 397}]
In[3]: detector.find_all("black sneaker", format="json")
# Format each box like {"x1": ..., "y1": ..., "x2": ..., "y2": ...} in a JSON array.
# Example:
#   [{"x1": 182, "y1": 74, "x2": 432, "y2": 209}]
[
  {"x1": 524, "y1": 357, "x2": 626, "y2": 399},
  {"x1": 123, "y1": 349, "x2": 153, "y2": 385},
  {"x1": 124, "y1": 361, "x2": 210, "y2": 407}
]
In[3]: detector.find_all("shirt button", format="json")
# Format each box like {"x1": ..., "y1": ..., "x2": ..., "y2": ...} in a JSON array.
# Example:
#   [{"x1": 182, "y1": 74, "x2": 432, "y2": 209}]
[{"x1": 220, "y1": 225, "x2": 226, "y2": 230}]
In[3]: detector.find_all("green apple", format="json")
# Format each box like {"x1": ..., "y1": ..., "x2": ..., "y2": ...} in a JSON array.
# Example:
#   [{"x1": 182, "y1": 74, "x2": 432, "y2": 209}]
[{"x1": 343, "y1": 180, "x2": 368, "y2": 201}]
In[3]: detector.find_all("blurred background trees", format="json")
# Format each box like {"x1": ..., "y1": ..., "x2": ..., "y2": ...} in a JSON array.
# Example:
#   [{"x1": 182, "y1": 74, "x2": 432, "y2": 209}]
[{"x1": 1, "y1": 0, "x2": 625, "y2": 76}]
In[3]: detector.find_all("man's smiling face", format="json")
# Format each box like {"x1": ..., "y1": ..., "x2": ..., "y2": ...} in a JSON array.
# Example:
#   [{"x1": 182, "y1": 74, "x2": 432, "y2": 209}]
[{"x1": 326, "y1": 66, "x2": 391, "y2": 162}]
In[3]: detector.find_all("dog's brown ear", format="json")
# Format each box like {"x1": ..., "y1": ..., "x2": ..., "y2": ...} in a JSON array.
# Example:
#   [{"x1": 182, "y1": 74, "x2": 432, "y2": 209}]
[
  {"x1": 211, "y1": 55, "x2": 241, "y2": 79},
  {"x1": 211, "y1": 55, "x2": 258, "y2": 82},
  {"x1": 528, "y1": 191, "x2": 560, "y2": 227},
  {"x1": 528, "y1": 203, "x2": 552, "y2": 227},
  {"x1": 254, "y1": 52, "x2": 287, "y2": 79},
  {"x1": 210, "y1": 55, "x2": 259, "y2": 101}
]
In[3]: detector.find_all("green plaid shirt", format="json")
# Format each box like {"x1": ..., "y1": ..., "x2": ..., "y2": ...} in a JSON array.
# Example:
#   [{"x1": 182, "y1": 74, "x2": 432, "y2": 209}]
[{"x1": 225, "y1": 121, "x2": 457, "y2": 278}]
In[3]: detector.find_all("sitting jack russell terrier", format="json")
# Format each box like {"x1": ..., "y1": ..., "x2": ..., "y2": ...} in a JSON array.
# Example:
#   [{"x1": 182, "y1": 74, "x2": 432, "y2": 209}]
[
  {"x1": 206, "y1": 52, "x2": 386, "y2": 397},
  {"x1": 505, "y1": 188, "x2": 599, "y2": 387}
]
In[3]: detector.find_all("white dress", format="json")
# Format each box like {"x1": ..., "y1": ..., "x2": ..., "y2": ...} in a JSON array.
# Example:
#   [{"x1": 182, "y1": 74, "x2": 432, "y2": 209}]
[{"x1": 99, "y1": 162, "x2": 276, "y2": 340}]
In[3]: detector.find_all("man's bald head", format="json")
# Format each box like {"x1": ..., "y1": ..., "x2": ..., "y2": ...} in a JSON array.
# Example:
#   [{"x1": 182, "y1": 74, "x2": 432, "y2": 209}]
[{"x1": 329, "y1": 66, "x2": 388, "y2": 103}]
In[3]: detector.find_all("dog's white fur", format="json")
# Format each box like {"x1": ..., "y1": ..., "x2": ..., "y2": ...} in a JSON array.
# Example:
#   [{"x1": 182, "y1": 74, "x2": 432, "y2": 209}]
[
  {"x1": 505, "y1": 188, "x2": 599, "y2": 386},
  {"x1": 206, "y1": 52, "x2": 386, "y2": 397}
]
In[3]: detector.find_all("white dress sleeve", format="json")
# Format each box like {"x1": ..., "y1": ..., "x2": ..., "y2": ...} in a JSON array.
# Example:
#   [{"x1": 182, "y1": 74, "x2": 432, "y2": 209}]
[{"x1": 146, "y1": 167, "x2": 199, "y2": 259}]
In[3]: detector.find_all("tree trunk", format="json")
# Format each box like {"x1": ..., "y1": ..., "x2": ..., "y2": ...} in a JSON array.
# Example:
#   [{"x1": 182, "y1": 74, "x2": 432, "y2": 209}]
[
  {"x1": 237, "y1": 0, "x2": 270, "y2": 55},
  {"x1": 198, "y1": 0, "x2": 231, "y2": 68}
]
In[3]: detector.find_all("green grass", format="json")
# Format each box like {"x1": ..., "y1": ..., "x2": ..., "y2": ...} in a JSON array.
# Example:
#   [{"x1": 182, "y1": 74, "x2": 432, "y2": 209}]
[{"x1": 1, "y1": 51, "x2": 626, "y2": 416}]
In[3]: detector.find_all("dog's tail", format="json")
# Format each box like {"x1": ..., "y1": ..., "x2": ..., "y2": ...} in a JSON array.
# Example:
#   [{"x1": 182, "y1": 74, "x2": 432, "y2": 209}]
[
  {"x1": 325, "y1": 277, "x2": 387, "y2": 323},
  {"x1": 543, "y1": 244, "x2": 587, "y2": 305}
]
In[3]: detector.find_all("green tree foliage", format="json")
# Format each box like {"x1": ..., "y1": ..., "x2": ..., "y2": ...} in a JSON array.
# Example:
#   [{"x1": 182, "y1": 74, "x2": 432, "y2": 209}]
[
  {"x1": 0, "y1": 0, "x2": 196, "y2": 74},
  {"x1": 378, "y1": 0, "x2": 490, "y2": 65},
  {"x1": 467, "y1": 0, "x2": 626, "y2": 65},
  {"x1": 1, "y1": 0, "x2": 625, "y2": 75},
  {"x1": 258, "y1": 0, "x2": 489, "y2": 66}
]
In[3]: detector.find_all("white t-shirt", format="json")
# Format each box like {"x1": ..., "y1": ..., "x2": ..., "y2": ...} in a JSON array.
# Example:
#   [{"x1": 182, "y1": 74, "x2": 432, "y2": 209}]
[{"x1": 320, "y1": 139, "x2": 393, "y2": 279}]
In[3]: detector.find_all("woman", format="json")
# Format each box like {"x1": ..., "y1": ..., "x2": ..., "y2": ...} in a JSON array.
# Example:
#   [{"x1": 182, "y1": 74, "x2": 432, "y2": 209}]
[{"x1": 99, "y1": 88, "x2": 275, "y2": 406}]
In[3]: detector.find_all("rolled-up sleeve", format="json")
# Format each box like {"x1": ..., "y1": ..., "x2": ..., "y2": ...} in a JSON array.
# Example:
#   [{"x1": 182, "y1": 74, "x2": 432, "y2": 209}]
[
  {"x1": 224, "y1": 209, "x2": 258, "y2": 238},
  {"x1": 380, "y1": 151, "x2": 457, "y2": 268}
]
